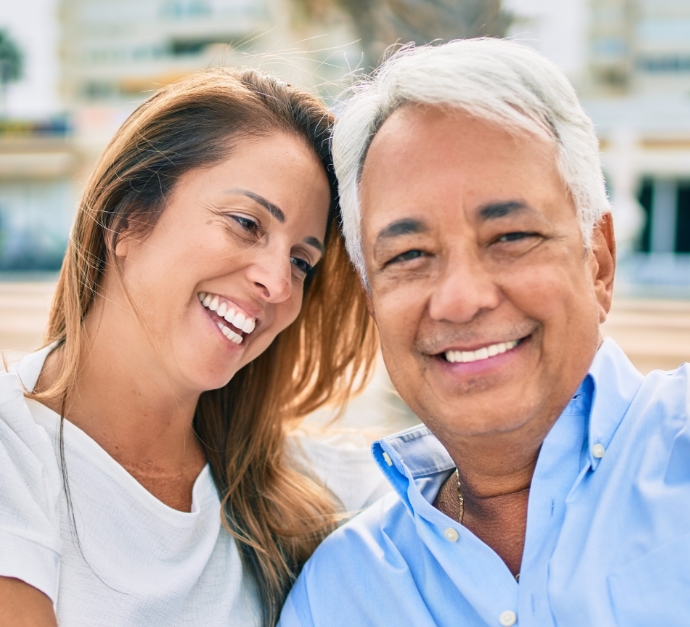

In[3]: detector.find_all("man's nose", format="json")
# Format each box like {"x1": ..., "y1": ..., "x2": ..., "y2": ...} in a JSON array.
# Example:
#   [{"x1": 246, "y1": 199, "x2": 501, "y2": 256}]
[
  {"x1": 246, "y1": 246, "x2": 292, "y2": 304},
  {"x1": 427, "y1": 249, "x2": 501, "y2": 324}
]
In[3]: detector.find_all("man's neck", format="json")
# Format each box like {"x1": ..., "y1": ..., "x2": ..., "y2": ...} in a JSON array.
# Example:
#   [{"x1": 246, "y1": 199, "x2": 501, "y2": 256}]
[
  {"x1": 433, "y1": 471, "x2": 530, "y2": 577},
  {"x1": 431, "y1": 414, "x2": 558, "y2": 577}
]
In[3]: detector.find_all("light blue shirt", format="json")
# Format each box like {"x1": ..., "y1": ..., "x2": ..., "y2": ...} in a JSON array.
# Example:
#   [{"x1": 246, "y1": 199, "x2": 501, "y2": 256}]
[{"x1": 279, "y1": 339, "x2": 690, "y2": 627}]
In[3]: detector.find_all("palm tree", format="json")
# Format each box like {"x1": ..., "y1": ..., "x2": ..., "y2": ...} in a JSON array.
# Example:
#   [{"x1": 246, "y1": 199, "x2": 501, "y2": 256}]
[
  {"x1": 0, "y1": 30, "x2": 23, "y2": 112},
  {"x1": 294, "y1": 0, "x2": 511, "y2": 71},
  {"x1": 339, "y1": 0, "x2": 511, "y2": 69}
]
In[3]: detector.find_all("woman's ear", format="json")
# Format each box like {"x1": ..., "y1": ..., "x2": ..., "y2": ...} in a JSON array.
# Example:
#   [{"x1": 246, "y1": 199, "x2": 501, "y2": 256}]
[
  {"x1": 113, "y1": 219, "x2": 131, "y2": 259},
  {"x1": 114, "y1": 237, "x2": 129, "y2": 259}
]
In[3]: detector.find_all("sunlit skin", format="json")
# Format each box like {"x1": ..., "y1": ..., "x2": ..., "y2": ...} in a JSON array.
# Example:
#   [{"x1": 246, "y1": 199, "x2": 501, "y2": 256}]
[
  {"x1": 359, "y1": 106, "x2": 616, "y2": 576},
  {"x1": 36, "y1": 132, "x2": 330, "y2": 512}
]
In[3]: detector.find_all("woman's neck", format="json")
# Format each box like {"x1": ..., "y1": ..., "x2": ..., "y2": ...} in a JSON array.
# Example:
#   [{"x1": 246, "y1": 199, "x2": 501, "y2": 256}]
[{"x1": 37, "y1": 303, "x2": 207, "y2": 511}]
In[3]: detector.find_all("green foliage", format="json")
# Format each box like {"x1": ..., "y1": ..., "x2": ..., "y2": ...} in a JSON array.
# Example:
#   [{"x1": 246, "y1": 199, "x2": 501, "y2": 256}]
[{"x1": 0, "y1": 30, "x2": 23, "y2": 88}]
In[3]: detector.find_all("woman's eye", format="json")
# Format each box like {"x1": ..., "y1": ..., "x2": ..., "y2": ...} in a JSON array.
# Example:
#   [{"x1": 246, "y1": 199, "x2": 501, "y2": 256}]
[
  {"x1": 233, "y1": 216, "x2": 259, "y2": 233},
  {"x1": 291, "y1": 256, "x2": 314, "y2": 279}
]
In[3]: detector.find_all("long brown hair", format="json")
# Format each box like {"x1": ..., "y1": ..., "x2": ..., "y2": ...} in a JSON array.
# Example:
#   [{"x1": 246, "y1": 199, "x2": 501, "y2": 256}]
[{"x1": 32, "y1": 68, "x2": 377, "y2": 625}]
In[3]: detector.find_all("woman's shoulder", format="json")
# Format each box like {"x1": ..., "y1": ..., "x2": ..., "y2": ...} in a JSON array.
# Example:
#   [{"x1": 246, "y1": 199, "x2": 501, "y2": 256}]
[
  {"x1": 0, "y1": 349, "x2": 61, "y2": 492},
  {"x1": 0, "y1": 348, "x2": 64, "y2": 604}
]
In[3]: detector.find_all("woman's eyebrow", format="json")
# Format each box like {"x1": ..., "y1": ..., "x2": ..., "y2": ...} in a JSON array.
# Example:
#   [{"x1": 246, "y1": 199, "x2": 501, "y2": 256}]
[
  {"x1": 225, "y1": 188, "x2": 285, "y2": 223},
  {"x1": 303, "y1": 236, "x2": 325, "y2": 255}
]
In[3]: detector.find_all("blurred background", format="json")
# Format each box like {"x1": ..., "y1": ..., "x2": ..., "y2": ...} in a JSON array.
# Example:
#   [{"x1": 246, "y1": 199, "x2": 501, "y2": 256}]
[{"x1": 2, "y1": 0, "x2": 690, "y2": 433}]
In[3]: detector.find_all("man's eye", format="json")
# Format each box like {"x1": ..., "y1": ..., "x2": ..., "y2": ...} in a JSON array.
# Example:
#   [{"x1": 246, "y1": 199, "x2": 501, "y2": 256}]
[
  {"x1": 496, "y1": 232, "x2": 535, "y2": 243},
  {"x1": 291, "y1": 256, "x2": 314, "y2": 279},
  {"x1": 391, "y1": 250, "x2": 424, "y2": 264}
]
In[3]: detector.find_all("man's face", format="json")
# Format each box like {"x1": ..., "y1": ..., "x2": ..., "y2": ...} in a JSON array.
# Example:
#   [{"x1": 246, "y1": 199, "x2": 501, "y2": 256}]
[{"x1": 359, "y1": 106, "x2": 615, "y2": 441}]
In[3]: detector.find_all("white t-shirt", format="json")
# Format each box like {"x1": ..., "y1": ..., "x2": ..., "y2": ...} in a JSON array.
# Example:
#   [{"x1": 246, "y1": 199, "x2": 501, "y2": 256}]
[{"x1": 0, "y1": 346, "x2": 391, "y2": 626}]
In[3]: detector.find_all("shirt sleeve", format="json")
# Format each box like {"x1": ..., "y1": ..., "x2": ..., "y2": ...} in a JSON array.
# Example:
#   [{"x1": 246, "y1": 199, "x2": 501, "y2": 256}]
[{"x1": 0, "y1": 373, "x2": 62, "y2": 603}]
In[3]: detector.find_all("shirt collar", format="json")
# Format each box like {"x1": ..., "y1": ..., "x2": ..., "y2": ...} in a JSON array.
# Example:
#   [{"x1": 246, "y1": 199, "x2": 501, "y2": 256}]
[
  {"x1": 11, "y1": 343, "x2": 56, "y2": 392},
  {"x1": 373, "y1": 338, "x2": 645, "y2": 502},
  {"x1": 585, "y1": 337, "x2": 644, "y2": 469}
]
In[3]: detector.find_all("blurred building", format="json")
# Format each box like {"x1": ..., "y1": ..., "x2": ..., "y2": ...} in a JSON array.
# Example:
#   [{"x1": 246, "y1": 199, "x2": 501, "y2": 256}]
[
  {"x1": 2, "y1": 0, "x2": 690, "y2": 288},
  {"x1": 0, "y1": 0, "x2": 76, "y2": 271},
  {"x1": 587, "y1": 0, "x2": 690, "y2": 297},
  {"x1": 509, "y1": 0, "x2": 690, "y2": 298},
  {"x1": 0, "y1": 0, "x2": 360, "y2": 271}
]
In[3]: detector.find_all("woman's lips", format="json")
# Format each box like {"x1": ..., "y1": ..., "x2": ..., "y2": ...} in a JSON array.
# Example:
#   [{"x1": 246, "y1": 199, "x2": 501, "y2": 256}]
[
  {"x1": 199, "y1": 292, "x2": 257, "y2": 334},
  {"x1": 198, "y1": 291, "x2": 257, "y2": 345}
]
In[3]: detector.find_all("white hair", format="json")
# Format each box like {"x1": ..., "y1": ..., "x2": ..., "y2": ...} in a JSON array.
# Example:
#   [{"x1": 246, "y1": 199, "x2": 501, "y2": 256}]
[{"x1": 332, "y1": 38, "x2": 610, "y2": 279}]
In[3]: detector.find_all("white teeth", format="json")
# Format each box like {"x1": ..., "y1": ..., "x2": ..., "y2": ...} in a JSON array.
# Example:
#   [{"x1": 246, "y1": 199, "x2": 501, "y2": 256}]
[
  {"x1": 445, "y1": 340, "x2": 519, "y2": 364},
  {"x1": 217, "y1": 322, "x2": 243, "y2": 344},
  {"x1": 200, "y1": 293, "x2": 256, "y2": 335},
  {"x1": 232, "y1": 312, "x2": 246, "y2": 329}
]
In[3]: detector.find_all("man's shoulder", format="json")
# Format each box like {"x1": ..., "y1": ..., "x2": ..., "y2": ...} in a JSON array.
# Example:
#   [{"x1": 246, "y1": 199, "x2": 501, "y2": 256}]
[
  {"x1": 280, "y1": 491, "x2": 429, "y2": 627},
  {"x1": 634, "y1": 362, "x2": 690, "y2": 419},
  {"x1": 616, "y1": 362, "x2": 690, "y2": 472},
  {"x1": 315, "y1": 490, "x2": 413, "y2": 560}
]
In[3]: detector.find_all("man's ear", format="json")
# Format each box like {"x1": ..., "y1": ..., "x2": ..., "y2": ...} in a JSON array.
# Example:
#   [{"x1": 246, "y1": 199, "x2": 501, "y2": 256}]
[{"x1": 591, "y1": 212, "x2": 616, "y2": 323}]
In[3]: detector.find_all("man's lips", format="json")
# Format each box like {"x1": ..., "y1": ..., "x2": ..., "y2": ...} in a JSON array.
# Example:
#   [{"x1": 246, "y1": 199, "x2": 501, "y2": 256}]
[{"x1": 435, "y1": 335, "x2": 530, "y2": 364}]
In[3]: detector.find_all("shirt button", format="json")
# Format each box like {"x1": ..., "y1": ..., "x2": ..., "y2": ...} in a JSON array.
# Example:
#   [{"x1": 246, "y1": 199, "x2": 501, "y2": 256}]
[
  {"x1": 499, "y1": 610, "x2": 517, "y2": 626},
  {"x1": 592, "y1": 443, "x2": 605, "y2": 459},
  {"x1": 443, "y1": 527, "x2": 459, "y2": 542}
]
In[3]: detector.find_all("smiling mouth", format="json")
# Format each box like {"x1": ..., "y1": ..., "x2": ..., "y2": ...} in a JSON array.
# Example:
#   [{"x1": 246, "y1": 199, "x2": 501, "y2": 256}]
[
  {"x1": 199, "y1": 291, "x2": 256, "y2": 345},
  {"x1": 442, "y1": 336, "x2": 528, "y2": 364}
]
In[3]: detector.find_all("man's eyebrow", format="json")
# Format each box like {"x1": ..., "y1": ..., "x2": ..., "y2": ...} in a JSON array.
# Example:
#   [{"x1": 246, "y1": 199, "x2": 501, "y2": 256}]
[
  {"x1": 376, "y1": 218, "x2": 428, "y2": 242},
  {"x1": 303, "y1": 236, "x2": 325, "y2": 255},
  {"x1": 478, "y1": 200, "x2": 530, "y2": 221},
  {"x1": 225, "y1": 188, "x2": 285, "y2": 223}
]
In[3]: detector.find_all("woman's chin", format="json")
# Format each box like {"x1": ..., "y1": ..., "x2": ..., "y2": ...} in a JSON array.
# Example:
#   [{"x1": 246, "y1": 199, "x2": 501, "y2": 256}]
[{"x1": 181, "y1": 349, "x2": 243, "y2": 394}]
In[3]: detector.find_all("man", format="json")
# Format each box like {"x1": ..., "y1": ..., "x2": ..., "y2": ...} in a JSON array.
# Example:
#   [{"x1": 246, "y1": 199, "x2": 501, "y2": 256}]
[{"x1": 278, "y1": 38, "x2": 690, "y2": 627}]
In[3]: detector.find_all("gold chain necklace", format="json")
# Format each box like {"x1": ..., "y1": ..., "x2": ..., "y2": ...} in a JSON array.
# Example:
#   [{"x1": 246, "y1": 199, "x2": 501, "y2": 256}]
[
  {"x1": 454, "y1": 468, "x2": 465, "y2": 524},
  {"x1": 454, "y1": 468, "x2": 520, "y2": 583}
]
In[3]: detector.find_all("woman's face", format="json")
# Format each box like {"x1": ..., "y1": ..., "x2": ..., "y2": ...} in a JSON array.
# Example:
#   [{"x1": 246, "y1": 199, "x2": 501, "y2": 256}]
[{"x1": 110, "y1": 132, "x2": 330, "y2": 394}]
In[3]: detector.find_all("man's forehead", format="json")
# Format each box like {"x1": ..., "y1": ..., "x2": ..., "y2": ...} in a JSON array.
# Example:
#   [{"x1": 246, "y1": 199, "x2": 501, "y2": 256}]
[
  {"x1": 359, "y1": 107, "x2": 564, "y2": 234},
  {"x1": 363, "y1": 105, "x2": 452, "y2": 163}
]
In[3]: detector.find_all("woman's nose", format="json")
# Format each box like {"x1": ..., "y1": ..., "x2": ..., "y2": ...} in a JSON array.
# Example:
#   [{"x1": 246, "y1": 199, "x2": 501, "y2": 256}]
[{"x1": 246, "y1": 248, "x2": 293, "y2": 303}]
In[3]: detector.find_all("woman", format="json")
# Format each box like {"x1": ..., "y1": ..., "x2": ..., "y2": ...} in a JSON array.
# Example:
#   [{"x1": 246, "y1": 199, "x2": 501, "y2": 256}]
[{"x1": 0, "y1": 68, "x2": 378, "y2": 626}]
